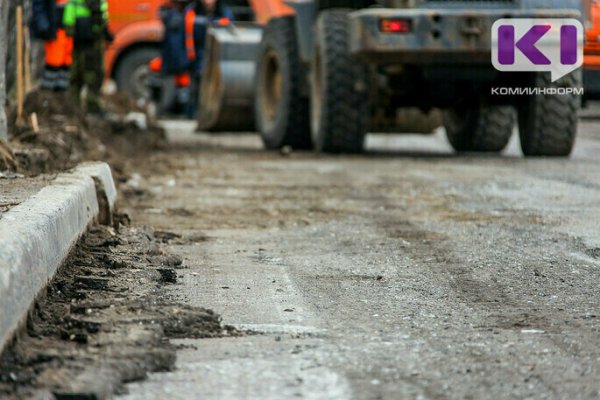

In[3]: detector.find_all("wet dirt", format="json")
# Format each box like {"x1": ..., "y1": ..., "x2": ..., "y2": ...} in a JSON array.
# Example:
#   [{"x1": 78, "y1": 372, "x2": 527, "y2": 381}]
[
  {"x1": 0, "y1": 88, "x2": 169, "y2": 252},
  {"x1": 0, "y1": 141, "x2": 17, "y2": 172},
  {"x1": 6, "y1": 90, "x2": 166, "y2": 178},
  {"x1": 0, "y1": 220, "x2": 238, "y2": 399}
]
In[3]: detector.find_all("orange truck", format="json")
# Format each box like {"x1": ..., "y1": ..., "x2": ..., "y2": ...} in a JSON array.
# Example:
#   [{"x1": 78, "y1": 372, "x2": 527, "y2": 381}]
[{"x1": 105, "y1": 0, "x2": 167, "y2": 100}]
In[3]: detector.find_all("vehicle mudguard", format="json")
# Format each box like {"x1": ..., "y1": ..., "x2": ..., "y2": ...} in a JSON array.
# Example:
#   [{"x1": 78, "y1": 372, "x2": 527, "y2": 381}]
[{"x1": 284, "y1": 1, "x2": 317, "y2": 64}]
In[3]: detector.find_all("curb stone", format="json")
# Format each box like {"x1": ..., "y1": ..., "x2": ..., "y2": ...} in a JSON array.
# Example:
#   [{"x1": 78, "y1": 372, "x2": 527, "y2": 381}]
[{"x1": 0, "y1": 162, "x2": 117, "y2": 352}]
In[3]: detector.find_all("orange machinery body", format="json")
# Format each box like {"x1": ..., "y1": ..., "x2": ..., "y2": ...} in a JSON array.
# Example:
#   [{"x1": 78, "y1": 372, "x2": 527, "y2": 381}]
[
  {"x1": 256, "y1": 0, "x2": 600, "y2": 96},
  {"x1": 247, "y1": 0, "x2": 294, "y2": 25},
  {"x1": 585, "y1": 1, "x2": 600, "y2": 70},
  {"x1": 104, "y1": 0, "x2": 294, "y2": 78},
  {"x1": 105, "y1": 0, "x2": 168, "y2": 78},
  {"x1": 241, "y1": 0, "x2": 600, "y2": 71},
  {"x1": 105, "y1": 0, "x2": 600, "y2": 71},
  {"x1": 105, "y1": 0, "x2": 272, "y2": 79},
  {"x1": 107, "y1": 0, "x2": 600, "y2": 90},
  {"x1": 584, "y1": 1, "x2": 600, "y2": 98}
]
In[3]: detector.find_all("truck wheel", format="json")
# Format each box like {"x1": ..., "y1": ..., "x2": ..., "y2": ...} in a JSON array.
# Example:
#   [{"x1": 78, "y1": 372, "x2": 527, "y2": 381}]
[
  {"x1": 255, "y1": 17, "x2": 311, "y2": 150},
  {"x1": 114, "y1": 47, "x2": 159, "y2": 102},
  {"x1": 443, "y1": 106, "x2": 515, "y2": 153},
  {"x1": 518, "y1": 72, "x2": 580, "y2": 157},
  {"x1": 311, "y1": 10, "x2": 368, "y2": 154}
]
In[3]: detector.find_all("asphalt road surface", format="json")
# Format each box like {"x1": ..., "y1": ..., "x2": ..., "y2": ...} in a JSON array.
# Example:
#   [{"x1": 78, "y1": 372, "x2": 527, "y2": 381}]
[{"x1": 118, "y1": 111, "x2": 600, "y2": 400}]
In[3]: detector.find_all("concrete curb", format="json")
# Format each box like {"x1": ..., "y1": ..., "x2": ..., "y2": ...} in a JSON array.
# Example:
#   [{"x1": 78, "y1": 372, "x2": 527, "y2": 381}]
[{"x1": 0, "y1": 162, "x2": 117, "y2": 352}]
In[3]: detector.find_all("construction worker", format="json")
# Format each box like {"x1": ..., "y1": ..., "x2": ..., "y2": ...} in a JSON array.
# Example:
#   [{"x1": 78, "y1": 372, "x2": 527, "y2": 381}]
[
  {"x1": 185, "y1": 0, "x2": 232, "y2": 117},
  {"x1": 158, "y1": 0, "x2": 194, "y2": 115},
  {"x1": 63, "y1": 0, "x2": 112, "y2": 114},
  {"x1": 31, "y1": 0, "x2": 73, "y2": 91},
  {"x1": 151, "y1": 0, "x2": 231, "y2": 117}
]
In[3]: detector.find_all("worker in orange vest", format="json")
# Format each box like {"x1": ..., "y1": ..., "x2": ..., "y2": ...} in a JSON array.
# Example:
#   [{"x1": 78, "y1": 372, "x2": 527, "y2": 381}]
[
  {"x1": 152, "y1": 0, "x2": 194, "y2": 115},
  {"x1": 32, "y1": 0, "x2": 73, "y2": 91},
  {"x1": 149, "y1": 0, "x2": 231, "y2": 116},
  {"x1": 185, "y1": 0, "x2": 232, "y2": 117}
]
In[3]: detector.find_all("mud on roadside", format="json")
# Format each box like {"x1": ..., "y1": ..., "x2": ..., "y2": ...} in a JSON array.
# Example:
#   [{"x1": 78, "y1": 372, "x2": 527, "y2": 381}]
[
  {"x1": 0, "y1": 218, "x2": 239, "y2": 399},
  {"x1": 6, "y1": 90, "x2": 167, "y2": 179}
]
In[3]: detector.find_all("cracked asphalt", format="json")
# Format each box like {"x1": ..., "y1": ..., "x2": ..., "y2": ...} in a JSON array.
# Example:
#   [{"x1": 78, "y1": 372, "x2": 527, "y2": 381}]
[{"x1": 117, "y1": 110, "x2": 600, "y2": 399}]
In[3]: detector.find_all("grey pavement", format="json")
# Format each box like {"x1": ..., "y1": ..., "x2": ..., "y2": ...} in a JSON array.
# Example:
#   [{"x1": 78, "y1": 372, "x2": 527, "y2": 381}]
[{"x1": 120, "y1": 112, "x2": 600, "y2": 400}]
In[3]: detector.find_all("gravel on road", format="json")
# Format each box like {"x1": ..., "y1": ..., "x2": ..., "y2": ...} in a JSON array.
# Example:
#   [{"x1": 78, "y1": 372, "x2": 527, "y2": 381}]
[{"x1": 117, "y1": 116, "x2": 600, "y2": 399}]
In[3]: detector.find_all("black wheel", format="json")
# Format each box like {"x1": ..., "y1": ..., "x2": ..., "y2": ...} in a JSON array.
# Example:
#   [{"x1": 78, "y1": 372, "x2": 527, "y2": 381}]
[
  {"x1": 443, "y1": 106, "x2": 515, "y2": 153},
  {"x1": 114, "y1": 47, "x2": 159, "y2": 102},
  {"x1": 311, "y1": 9, "x2": 368, "y2": 154},
  {"x1": 518, "y1": 72, "x2": 581, "y2": 157},
  {"x1": 255, "y1": 17, "x2": 311, "y2": 150}
]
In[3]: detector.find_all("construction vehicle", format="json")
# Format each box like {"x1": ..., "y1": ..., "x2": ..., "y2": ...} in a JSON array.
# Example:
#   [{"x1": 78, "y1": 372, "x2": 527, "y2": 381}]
[
  {"x1": 199, "y1": 0, "x2": 584, "y2": 156},
  {"x1": 198, "y1": 24, "x2": 263, "y2": 129},
  {"x1": 106, "y1": 0, "x2": 254, "y2": 110},
  {"x1": 105, "y1": 0, "x2": 167, "y2": 101},
  {"x1": 198, "y1": 1, "x2": 441, "y2": 133}
]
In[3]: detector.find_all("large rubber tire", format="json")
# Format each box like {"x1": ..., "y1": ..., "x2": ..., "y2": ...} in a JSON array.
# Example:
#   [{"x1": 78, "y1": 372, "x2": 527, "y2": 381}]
[
  {"x1": 114, "y1": 47, "x2": 159, "y2": 102},
  {"x1": 255, "y1": 17, "x2": 311, "y2": 150},
  {"x1": 311, "y1": 10, "x2": 368, "y2": 154},
  {"x1": 518, "y1": 72, "x2": 581, "y2": 157},
  {"x1": 443, "y1": 106, "x2": 515, "y2": 153}
]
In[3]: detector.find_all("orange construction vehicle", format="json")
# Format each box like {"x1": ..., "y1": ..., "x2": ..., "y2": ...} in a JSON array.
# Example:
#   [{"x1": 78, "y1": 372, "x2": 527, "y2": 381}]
[
  {"x1": 105, "y1": 0, "x2": 168, "y2": 100},
  {"x1": 105, "y1": 0, "x2": 252, "y2": 104},
  {"x1": 200, "y1": 0, "x2": 584, "y2": 157}
]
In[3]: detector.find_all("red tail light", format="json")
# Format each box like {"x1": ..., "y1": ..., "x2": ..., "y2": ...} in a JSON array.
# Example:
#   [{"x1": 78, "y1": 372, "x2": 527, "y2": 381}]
[{"x1": 380, "y1": 19, "x2": 412, "y2": 33}]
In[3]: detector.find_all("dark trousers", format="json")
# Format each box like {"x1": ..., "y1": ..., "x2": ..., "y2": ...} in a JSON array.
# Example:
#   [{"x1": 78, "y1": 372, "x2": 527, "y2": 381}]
[{"x1": 70, "y1": 41, "x2": 104, "y2": 112}]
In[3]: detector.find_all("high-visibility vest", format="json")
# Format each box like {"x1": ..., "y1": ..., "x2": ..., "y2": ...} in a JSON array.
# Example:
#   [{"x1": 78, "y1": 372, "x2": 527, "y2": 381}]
[
  {"x1": 63, "y1": 0, "x2": 108, "y2": 28},
  {"x1": 45, "y1": 29, "x2": 74, "y2": 67},
  {"x1": 184, "y1": 9, "x2": 196, "y2": 61}
]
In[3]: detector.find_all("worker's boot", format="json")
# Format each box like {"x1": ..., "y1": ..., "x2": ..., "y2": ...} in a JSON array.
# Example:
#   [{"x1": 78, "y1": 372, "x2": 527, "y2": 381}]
[
  {"x1": 174, "y1": 86, "x2": 191, "y2": 115},
  {"x1": 41, "y1": 66, "x2": 58, "y2": 91},
  {"x1": 86, "y1": 91, "x2": 106, "y2": 118},
  {"x1": 55, "y1": 67, "x2": 71, "y2": 92},
  {"x1": 185, "y1": 76, "x2": 201, "y2": 119}
]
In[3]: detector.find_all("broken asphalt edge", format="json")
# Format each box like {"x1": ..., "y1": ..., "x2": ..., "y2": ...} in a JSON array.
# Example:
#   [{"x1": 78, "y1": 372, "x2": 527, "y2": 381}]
[{"x1": 0, "y1": 162, "x2": 117, "y2": 352}]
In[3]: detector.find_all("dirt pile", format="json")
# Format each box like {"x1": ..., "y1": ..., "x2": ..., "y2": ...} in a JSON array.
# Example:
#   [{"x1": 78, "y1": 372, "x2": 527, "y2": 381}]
[
  {"x1": 6, "y1": 90, "x2": 167, "y2": 177},
  {"x1": 0, "y1": 220, "x2": 238, "y2": 399}
]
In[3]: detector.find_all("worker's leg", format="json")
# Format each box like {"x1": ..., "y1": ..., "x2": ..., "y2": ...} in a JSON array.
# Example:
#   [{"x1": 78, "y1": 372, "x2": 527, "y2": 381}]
[
  {"x1": 41, "y1": 65, "x2": 59, "y2": 91},
  {"x1": 69, "y1": 48, "x2": 85, "y2": 107},
  {"x1": 186, "y1": 72, "x2": 200, "y2": 119},
  {"x1": 57, "y1": 66, "x2": 71, "y2": 92},
  {"x1": 174, "y1": 72, "x2": 191, "y2": 115},
  {"x1": 84, "y1": 41, "x2": 105, "y2": 113}
]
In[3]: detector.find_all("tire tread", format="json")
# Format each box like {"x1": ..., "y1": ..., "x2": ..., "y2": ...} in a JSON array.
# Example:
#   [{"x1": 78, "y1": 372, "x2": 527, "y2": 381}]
[
  {"x1": 313, "y1": 10, "x2": 368, "y2": 153},
  {"x1": 519, "y1": 72, "x2": 580, "y2": 157},
  {"x1": 256, "y1": 17, "x2": 311, "y2": 150}
]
